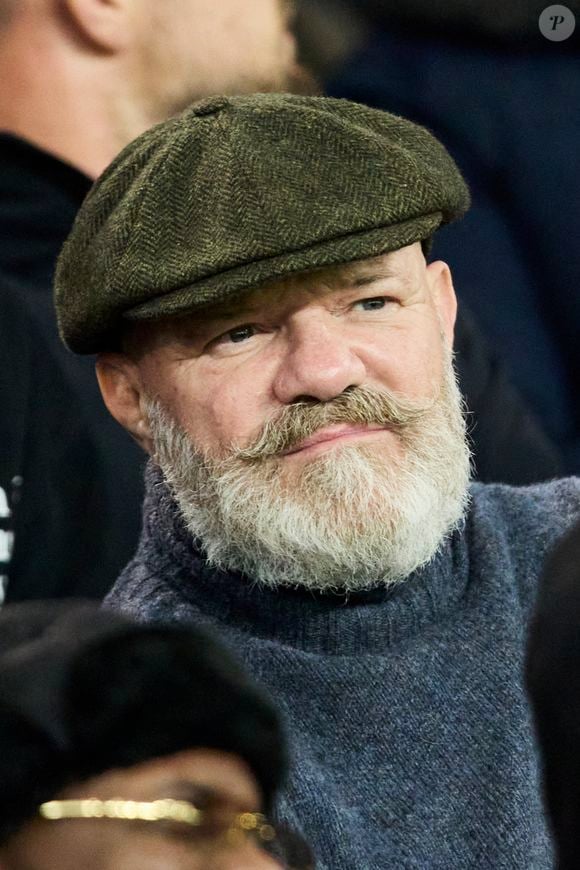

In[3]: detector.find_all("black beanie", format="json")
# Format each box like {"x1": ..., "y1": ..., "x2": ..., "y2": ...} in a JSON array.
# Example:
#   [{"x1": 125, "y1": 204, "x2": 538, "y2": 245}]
[{"x1": 0, "y1": 601, "x2": 287, "y2": 844}]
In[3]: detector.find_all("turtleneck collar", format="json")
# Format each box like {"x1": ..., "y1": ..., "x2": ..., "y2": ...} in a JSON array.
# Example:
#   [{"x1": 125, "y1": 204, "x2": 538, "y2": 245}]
[
  {"x1": 138, "y1": 461, "x2": 472, "y2": 654},
  {"x1": 0, "y1": 133, "x2": 93, "y2": 291}
]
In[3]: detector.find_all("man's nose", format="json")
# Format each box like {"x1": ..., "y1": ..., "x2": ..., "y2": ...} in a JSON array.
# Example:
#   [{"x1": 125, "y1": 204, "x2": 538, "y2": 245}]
[{"x1": 273, "y1": 317, "x2": 367, "y2": 404}]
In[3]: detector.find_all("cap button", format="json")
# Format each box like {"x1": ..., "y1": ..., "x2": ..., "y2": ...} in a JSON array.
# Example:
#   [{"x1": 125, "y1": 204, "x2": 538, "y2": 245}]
[{"x1": 192, "y1": 96, "x2": 230, "y2": 117}]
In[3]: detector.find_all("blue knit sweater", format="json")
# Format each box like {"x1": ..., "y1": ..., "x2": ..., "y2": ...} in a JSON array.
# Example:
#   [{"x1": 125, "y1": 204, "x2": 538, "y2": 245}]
[{"x1": 106, "y1": 464, "x2": 580, "y2": 869}]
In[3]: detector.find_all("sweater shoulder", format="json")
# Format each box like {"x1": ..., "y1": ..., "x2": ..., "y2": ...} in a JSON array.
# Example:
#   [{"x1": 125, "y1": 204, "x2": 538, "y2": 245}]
[
  {"x1": 468, "y1": 477, "x2": 580, "y2": 608},
  {"x1": 104, "y1": 556, "x2": 177, "y2": 621},
  {"x1": 470, "y1": 477, "x2": 580, "y2": 539}
]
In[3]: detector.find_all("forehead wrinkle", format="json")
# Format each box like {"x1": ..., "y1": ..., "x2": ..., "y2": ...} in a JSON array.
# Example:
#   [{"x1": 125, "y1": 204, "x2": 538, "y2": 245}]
[
  {"x1": 268, "y1": 258, "x2": 402, "y2": 293},
  {"x1": 197, "y1": 258, "x2": 408, "y2": 324}
]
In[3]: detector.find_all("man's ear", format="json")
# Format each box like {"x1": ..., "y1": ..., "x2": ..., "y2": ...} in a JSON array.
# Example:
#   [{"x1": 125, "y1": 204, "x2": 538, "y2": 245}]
[
  {"x1": 61, "y1": 0, "x2": 133, "y2": 53},
  {"x1": 96, "y1": 354, "x2": 154, "y2": 454},
  {"x1": 426, "y1": 259, "x2": 457, "y2": 346}
]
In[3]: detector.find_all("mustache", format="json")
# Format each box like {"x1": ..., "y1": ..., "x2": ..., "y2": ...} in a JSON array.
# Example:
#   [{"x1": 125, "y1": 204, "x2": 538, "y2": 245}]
[{"x1": 232, "y1": 384, "x2": 436, "y2": 462}]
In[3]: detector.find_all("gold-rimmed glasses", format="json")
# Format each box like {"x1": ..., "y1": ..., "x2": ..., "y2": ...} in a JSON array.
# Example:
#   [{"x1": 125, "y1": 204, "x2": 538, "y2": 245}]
[{"x1": 38, "y1": 798, "x2": 314, "y2": 869}]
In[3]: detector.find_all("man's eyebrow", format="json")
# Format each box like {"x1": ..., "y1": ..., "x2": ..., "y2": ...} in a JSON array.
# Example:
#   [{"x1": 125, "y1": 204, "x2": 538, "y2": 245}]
[
  {"x1": 198, "y1": 303, "x2": 263, "y2": 322},
  {"x1": 317, "y1": 267, "x2": 408, "y2": 293},
  {"x1": 350, "y1": 270, "x2": 400, "y2": 288},
  {"x1": 194, "y1": 292, "x2": 271, "y2": 323}
]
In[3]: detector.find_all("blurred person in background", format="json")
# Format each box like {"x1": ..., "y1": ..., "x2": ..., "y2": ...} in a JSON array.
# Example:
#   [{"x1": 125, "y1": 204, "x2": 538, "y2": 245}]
[
  {"x1": 0, "y1": 0, "x2": 310, "y2": 602},
  {"x1": 0, "y1": 281, "x2": 102, "y2": 604},
  {"x1": 0, "y1": 600, "x2": 313, "y2": 870},
  {"x1": 527, "y1": 519, "x2": 580, "y2": 870},
  {"x1": 302, "y1": 0, "x2": 580, "y2": 472},
  {"x1": 54, "y1": 93, "x2": 580, "y2": 868}
]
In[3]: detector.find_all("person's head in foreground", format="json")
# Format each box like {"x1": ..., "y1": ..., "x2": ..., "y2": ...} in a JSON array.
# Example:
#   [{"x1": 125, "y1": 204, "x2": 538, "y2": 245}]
[
  {"x1": 0, "y1": 601, "x2": 311, "y2": 870},
  {"x1": 55, "y1": 93, "x2": 473, "y2": 595},
  {"x1": 526, "y1": 520, "x2": 580, "y2": 870}
]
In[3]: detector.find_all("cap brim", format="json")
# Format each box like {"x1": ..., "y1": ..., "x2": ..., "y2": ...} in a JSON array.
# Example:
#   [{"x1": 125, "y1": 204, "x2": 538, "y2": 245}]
[{"x1": 124, "y1": 212, "x2": 442, "y2": 324}]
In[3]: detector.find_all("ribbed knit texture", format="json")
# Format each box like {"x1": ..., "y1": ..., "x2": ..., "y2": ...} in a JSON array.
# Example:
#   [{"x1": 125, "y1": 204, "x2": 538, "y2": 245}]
[
  {"x1": 106, "y1": 463, "x2": 580, "y2": 869},
  {"x1": 54, "y1": 94, "x2": 470, "y2": 353}
]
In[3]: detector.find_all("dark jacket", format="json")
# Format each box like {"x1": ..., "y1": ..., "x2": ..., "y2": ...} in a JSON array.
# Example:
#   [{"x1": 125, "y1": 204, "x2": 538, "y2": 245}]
[
  {"x1": 0, "y1": 281, "x2": 141, "y2": 598},
  {"x1": 454, "y1": 307, "x2": 561, "y2": 484},
  {"x1": 0, "y1": 134, "x2": 145, "y2": 600}
]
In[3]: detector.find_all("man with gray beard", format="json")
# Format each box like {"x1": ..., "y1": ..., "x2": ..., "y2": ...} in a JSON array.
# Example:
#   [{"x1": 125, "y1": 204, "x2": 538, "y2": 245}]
[
  {"x1": 54, "y1": 94, "x2": 580, "y2": 869},
  {"x1": 141, "y1": 286, "x2": 469, "y2": 593}
]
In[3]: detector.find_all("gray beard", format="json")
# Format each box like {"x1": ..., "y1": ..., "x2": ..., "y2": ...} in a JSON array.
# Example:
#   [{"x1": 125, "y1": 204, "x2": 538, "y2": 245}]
[{"x1": 146, "y1": 353, "x2": 472, "y2": 593}]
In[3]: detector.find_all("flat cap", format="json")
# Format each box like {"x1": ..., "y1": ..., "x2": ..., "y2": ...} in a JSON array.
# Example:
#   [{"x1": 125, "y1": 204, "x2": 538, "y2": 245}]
[{"x1": 55, "y1": 93, "x2": 470, "y2": 354}]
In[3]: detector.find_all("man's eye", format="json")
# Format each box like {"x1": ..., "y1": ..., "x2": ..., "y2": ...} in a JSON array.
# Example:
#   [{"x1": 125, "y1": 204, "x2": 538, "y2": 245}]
[
  {"x1": 213, "y1": 324, "x2": 256, "y2": 346},
  {"x1": 353, "y1": 296, "x2": 397, "y2": 311},
  {"x1": 212, "y1": 296, "x2": 397, "y2": 345}
]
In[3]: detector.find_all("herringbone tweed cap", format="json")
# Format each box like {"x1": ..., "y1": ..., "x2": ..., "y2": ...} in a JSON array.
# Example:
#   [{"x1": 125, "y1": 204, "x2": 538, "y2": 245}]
[{"x1": 55, "y1": 93, "x2": 470, "y2": 353}]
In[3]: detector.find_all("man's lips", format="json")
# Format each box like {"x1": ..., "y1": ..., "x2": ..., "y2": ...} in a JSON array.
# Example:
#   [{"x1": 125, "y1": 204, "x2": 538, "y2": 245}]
[{"x1": 280, "y1": 424, "x2": 388, "y2": 456}]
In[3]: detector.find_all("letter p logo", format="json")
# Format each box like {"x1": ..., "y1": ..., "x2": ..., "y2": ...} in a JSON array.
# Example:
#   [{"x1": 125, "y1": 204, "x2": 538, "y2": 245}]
[{"x1": 539, "y1": 5, "x2": 576, "y2": 40}]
